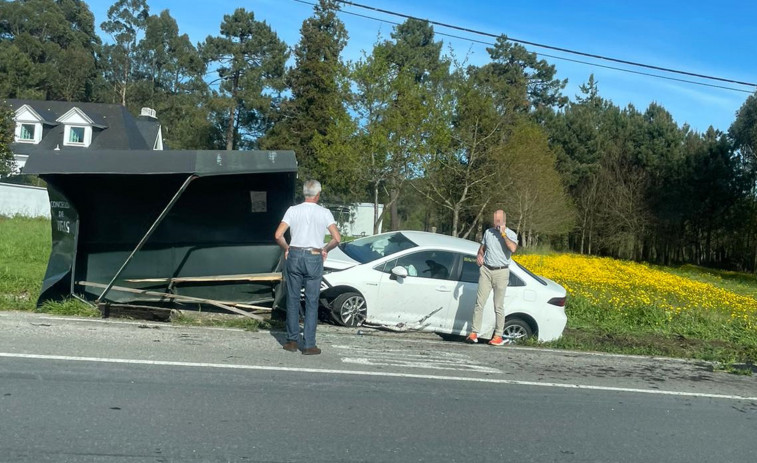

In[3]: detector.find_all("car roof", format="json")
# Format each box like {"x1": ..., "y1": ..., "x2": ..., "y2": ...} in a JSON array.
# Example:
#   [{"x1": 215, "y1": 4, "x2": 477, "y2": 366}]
[{"x1": 399, "y1": 230, "x2": 480, "y2": 253}]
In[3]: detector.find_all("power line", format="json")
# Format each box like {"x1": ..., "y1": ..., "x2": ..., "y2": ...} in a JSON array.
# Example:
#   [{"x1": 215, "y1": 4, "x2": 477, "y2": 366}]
[
  {"x1": 431, "y1": 30, "x2": 755, "y2": 94},
  {"x1": 290, "y1": 0, "x2": 752, "y2": 94},
  {"x1": 332, "y1": 0, "x2": 757, "y2": 89}
]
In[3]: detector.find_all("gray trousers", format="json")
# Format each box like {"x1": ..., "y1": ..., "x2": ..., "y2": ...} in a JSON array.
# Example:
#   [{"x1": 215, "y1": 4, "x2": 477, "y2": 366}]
[{"x1": 471, "y1": 266, "x2": 509, "y2": 337}]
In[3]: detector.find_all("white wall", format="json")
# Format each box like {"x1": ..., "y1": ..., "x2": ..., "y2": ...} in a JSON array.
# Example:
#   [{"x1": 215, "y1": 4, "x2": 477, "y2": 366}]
[
  {"x1": 336, "y1": 203, "x2": 383, "y2": 237},
  {"x1": 0, "y1": 182, "x2": 50, "y2": 218}
]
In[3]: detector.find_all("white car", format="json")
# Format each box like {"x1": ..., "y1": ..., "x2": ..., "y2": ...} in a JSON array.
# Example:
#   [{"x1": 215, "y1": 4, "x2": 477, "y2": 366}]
[{"x1": 320, "y1": 231, "x2": 567, "y2": 342}]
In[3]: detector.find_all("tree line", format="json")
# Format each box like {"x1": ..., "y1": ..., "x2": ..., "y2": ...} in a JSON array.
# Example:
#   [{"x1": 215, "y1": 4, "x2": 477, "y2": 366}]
[{"x1": 2, "y1": 0, "x2": 757, "y2": 271}]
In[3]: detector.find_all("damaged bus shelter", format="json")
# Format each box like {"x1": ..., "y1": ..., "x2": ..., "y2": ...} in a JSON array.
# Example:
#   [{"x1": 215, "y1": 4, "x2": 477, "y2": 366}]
[{"x1": 23, "y1": 149, "x2": 297, "y2": 319}]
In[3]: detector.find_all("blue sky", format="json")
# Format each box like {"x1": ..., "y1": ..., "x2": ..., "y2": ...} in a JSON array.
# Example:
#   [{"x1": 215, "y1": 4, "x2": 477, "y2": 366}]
[{"x1": 88, "y1": 0, "x2": 757, "y2": 133}]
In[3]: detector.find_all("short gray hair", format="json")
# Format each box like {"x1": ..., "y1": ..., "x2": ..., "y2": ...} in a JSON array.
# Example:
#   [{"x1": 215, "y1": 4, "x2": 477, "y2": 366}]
[{"x1": 303, "y1": 179, "x2": 322, "y2": 198}]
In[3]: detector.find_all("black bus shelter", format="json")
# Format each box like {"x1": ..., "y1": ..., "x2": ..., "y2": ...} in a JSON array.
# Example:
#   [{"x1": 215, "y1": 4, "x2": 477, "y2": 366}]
[{"x1": 23, "y1": 149, "x2": 297, "y2": 317}]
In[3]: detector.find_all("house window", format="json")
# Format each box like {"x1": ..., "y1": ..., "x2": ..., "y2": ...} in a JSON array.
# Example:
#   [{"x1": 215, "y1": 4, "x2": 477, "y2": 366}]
[
  {"x1": 68, "y1": 127, "x2": 85, "y2": 144},
  {"x1": 20, "y1": 124, "x2": 36, "y2": 141}
]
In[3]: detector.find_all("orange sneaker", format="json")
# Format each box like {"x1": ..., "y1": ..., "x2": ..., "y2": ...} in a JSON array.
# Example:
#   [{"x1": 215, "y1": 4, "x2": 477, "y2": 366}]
[
  {"x1": 465, "y1": 333, "x2": 479, "y2": 344},
  {"x1": 488, "y1": 335, "x2": 508, "y2": 346}
]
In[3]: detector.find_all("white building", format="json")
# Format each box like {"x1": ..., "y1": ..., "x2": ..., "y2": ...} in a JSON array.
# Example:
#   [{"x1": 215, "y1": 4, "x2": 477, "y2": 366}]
[
  {"x1": 2, "y1": 99, "x2": 163, "y2": 218},
  {"x1": 330, "y1": 203, "x2": 384, "y2": 237}
]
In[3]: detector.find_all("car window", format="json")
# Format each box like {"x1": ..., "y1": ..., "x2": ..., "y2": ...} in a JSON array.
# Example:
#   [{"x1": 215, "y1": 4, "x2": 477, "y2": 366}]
[
  {"x1": 385, "y1": 250, "x2": 456, "y2": 280},
  {"x1": 459, "y1": 255, "x2": 480, "y2": 283},
  {"x1": 514, "y1": 262, "x2": 547, "y2": 286},
  {"x1": 509, "y1": 272, "x2": 525, "y2": 287},
  {"x1": 375, "y1": 258, "x2": 398, "y2": 274},
  {"x1": 458, "y1": 254, "x2": 526, "y2": 287},
  {"x1": 341, "y1": 232, "x2": 417, "y2": 264}
]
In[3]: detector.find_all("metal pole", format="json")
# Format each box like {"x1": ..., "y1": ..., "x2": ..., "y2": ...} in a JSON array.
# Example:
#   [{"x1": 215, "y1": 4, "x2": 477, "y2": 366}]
[{"x1": 96, "y1": 174, "x2": 198, "y2": 303}]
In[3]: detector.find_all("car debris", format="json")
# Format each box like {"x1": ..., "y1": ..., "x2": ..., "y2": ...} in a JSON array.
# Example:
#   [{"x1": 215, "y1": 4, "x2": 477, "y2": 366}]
[{"x1": 361, "y1": 306, "x2": 444, "y2": 332}]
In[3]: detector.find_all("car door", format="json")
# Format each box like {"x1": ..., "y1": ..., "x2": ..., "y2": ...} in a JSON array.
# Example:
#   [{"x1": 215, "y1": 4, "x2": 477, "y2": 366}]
[
  {"x1": 371, "y1": 250, "x2": 458, "y2": 331},
  {"x1": 447, "y1": 253, "x2": 527, "y2": 336}
]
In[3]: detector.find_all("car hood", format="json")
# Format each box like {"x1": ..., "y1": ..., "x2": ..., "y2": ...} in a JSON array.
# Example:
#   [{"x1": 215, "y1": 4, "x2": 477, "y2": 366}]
[{"x1": 324, "y1": 245, "x2": 359, "y2": 270}]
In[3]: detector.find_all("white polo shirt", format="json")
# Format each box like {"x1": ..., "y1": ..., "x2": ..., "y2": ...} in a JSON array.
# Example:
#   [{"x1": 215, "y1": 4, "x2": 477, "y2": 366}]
[{"x1": 282, "y1": 202, "x2": 336, "y2": 249}]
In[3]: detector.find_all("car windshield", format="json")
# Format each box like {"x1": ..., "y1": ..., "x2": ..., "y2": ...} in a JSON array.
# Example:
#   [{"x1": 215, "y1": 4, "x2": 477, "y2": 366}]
[{"x1": 340, "y1": 232, "x2": 418, "y2": 264}]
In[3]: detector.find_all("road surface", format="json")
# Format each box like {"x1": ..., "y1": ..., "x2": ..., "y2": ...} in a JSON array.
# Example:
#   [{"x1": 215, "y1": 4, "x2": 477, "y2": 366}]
[{"x1": 1, "y1": 311, "x2": 755, "y2": 462}]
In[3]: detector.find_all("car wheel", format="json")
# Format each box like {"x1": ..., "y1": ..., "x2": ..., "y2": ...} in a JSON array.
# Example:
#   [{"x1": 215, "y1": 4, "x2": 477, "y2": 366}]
[
  {"x1": 331, "y1": 292, "x2": 367, "y2": 327},
  {"x1": 503, "y1": 318, "x2": 533, "y2": 342}
]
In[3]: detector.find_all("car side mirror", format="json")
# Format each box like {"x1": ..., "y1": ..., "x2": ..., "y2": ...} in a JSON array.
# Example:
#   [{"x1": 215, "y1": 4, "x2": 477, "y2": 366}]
[{"x1": 391, "y1": 266, "x2": 408, "y2": 278}]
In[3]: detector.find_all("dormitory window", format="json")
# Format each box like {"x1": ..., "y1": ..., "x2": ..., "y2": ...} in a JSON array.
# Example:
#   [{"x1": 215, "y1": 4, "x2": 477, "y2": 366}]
[
  {"x1": 69, "y1": 127, "x2": 85, "y2": 144},
  {"x1": 20, "y1": 124, "x2": 35, "y2": 140}
]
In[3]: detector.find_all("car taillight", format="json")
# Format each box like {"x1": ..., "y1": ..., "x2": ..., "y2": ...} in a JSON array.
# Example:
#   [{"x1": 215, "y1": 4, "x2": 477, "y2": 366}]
[{"x1": 548, "y1": 297, "x2": 566, "y2": 307}]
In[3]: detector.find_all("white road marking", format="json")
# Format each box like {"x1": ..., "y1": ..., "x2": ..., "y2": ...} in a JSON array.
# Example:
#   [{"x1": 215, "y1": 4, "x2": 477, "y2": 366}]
[
  {"x1": 2, "y1": 352, "x2": 755, "y2": 402},
  {"x1": 341, "y1": 358, "x2": 501, "y2": 373},
  {"x1": 332, "y1": 345, "x2": 501, "y2": 373}
]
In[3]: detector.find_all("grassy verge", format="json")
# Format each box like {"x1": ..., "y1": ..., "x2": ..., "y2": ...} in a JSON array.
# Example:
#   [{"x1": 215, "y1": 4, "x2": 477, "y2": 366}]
[
  {"x1": 2, "y1": 217, "x2": 756, "y2": 371},
  {"x1": 37, "y1": 298, "x2": 100, "y2": 317},
  {"x1": 535, "y1": 296, "x2": 757, "y2": 369},
  {"x1": 0, "y1": 216, "x2": 51, "y2": 311},
  {"x1": 517, "y1": 254, "x2": 757, "y2": 372}
]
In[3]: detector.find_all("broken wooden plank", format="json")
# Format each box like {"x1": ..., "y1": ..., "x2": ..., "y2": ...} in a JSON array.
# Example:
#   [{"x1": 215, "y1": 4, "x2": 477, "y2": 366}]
[
  {"x1": 223, "y1": 302, "x2": 272, "y2": 311},
  {"x1": 89, "y1": 294, "x2": 272, "y2": 312},
  {"x1": 77, "y1": 281, "x2": 265, "y2": 321},
  {"x1": 125, "y1": 272, "x2": 282, "y2": 284}
]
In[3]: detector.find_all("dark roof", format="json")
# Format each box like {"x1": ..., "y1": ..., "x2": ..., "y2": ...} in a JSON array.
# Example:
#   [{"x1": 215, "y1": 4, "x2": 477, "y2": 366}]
[
  {"x1": 136, "y1": 117, "x2": 161, "y2": 149},
  {"x1": 22, "y1": 150, "x2": 298, "y2": 176},
  {"x1": 5, "y1": 99, "x2": 160, "y2": 153}
]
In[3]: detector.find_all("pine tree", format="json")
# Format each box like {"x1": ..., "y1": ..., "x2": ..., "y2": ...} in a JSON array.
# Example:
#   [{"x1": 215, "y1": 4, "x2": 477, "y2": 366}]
[
  {"x1": 100, "y1": 0, "x2": 149, "y2": 105},
  {"x1": 260, "y1": 0, "x2": 349, "y2": 181},
  {"x1": 201, "y1": 8, "x2": 288, "y2": 150},
  {"x1": 0, "y1": 104, "x2": 15, "y2": 177},
  {"x1": 0, "y1": 0, "x2": 100, "y2": 101}
]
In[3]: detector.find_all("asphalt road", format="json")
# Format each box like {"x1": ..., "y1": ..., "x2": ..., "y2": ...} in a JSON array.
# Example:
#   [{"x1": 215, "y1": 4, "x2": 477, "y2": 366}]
[{"x1": 1, "y1": 312, "x2": 756, "y2": 462}]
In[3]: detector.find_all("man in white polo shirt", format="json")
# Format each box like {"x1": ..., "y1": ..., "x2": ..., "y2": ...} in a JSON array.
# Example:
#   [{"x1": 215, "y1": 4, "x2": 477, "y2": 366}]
[
  {"x1": 466, "y1": 209, "x2": 519, "y2": 346},
  {"x1": 274, "y1": 180, "x2": 341, "y2": 355}
]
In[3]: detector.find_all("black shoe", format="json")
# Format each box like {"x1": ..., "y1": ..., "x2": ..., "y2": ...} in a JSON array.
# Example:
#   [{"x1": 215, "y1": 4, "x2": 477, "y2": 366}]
[
  {"x1": 302, "y1": 346, "x2": 321, "y2": 355},
  {"x1": 282, "y1": 341, "x2": 299, "y2": 352}
]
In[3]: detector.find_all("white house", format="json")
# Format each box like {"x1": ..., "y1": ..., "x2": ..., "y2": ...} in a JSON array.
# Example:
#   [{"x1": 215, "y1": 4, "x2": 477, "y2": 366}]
[{"x1": 2, "y1": 99, "x2": 164, "y2": 217}]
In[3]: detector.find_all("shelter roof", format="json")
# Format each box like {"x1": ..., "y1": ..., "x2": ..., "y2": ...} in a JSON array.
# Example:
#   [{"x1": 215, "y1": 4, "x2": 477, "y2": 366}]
[{"x1": 22, "y1": 149, "x2": 297, "y2": 176}]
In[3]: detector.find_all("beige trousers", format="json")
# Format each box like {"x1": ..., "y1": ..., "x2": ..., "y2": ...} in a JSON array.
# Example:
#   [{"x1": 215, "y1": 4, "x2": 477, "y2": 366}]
[{"x1": 471, "y1": 266, "x2": 509, "y2": 337}]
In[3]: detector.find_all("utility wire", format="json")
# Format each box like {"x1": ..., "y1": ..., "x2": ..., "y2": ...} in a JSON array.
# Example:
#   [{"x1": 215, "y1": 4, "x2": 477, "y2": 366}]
[
  {"x1": 433, "y1": 31, "x2": 755, "y2": 94},
  {"x1": 291, "y1": 0, "x2": 752, "y2": 94},
  {"x1": 326, "y1": 0, "x2": 756, "y2": 89}
]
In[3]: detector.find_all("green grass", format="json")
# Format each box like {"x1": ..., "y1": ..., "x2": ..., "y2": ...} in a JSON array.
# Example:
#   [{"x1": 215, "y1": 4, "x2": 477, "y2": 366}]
[
  {"x1": 0, "y1": 216, "x2": 100, "y2": 317},
  {"x1": 0, "y1": 216, "x2": 51, "y2": 311},
  {"x1": 664, "y1": 263, "x2": 757, "y2": 299},
  {"x1": 37, "y1": 298, "x2": 100, "y2": 317},
  {"x1": 528, "y1": 293, "x2": 757, "y2": 371}
]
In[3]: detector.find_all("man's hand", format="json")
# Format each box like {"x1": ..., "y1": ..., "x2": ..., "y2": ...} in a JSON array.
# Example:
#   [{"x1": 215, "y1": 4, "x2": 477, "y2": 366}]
[
  {"x1": 498, "y1": 213, "x2": 507, "y2": 237},
  {"x1": 476, "y1": 253, "x2": 484, "y2": 266},
  {"x1": 284, "y1": 248, "x2": 289, "y2": 260},
  {"x1": 321, "y1": 249, "x2": 328, "y2": 262}
]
